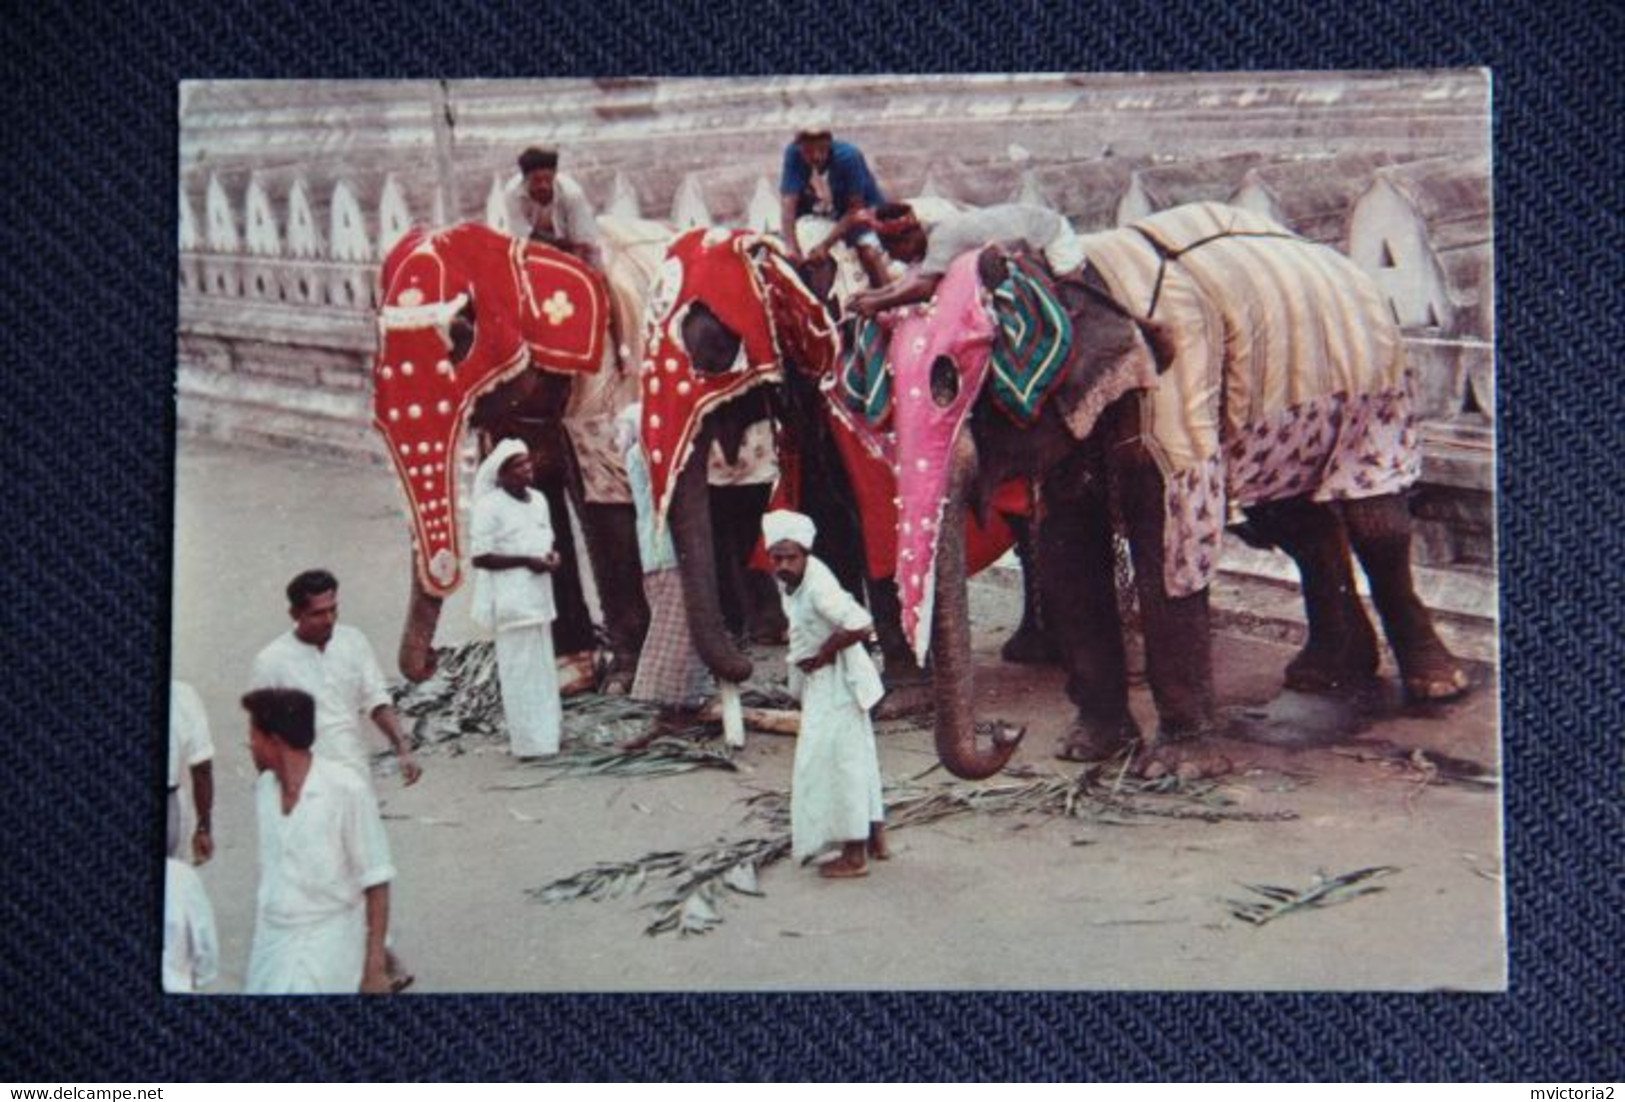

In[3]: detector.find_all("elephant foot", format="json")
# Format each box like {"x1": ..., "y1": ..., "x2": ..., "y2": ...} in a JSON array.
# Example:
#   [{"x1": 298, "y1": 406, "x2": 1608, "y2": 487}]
[
  {"x1": 600, "y1": 664, "x2": 636, "y2": 696},
  {"x1": 1001, "y1": 622, "x2": 1059, "y2": 666},
  {"x1": 874, "y1": 681, "x2": 934, "y2": 720},
  {"x1": 1136, "y1": 742, "x2": 1235, "y2": 782},
  {"x1": 557, "y1": 651, "x2": 598, "y2": 697},
  {"x1": 1393, "y1": 634, "x2": 1472, "y2": 702},
  {"x1": 1403, "y1": 663, "x2": 1472, "y2": 703},
  {"x1": 1056, "y1": 716, "x2": 1139, "y2": 764},
  {"x1": 1284, "y1": 645, "x2": 1378, "y2": 695}
]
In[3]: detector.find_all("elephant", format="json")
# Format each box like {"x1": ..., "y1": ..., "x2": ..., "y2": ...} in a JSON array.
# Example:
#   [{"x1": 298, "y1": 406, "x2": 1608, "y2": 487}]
[
  {"x1": 374, "y1": 219, "x2": 789, "y2": 690},
  {"x1": 634, "y1": 226, "x2": 1024, "y2": 699},
  {"x1": 884, "y1": 202, "x2": 1471, "y2": 780},
  {"x1": 373, "y1": 220, "x2": 657, "y2": 687}
]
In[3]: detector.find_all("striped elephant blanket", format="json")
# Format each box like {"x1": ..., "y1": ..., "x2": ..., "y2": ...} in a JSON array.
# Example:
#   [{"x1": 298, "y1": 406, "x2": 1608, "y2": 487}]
[{"x1": 1078, "y1": 203, "x2": 1420, "y2": 597}]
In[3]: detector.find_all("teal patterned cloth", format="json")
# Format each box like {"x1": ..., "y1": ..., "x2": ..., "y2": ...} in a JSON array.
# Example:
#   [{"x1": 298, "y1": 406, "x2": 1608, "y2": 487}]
[
  {"x1": 988, "y1": 254, "x2": 1074, "y2": 425},
  {"x1": 839, "y1": 314, "x2": 894, "y2": 426}
]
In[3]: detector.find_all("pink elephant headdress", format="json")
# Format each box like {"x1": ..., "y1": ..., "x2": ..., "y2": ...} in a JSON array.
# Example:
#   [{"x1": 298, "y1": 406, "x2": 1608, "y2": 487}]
[{"x1": 887, "y1": 250, "x2": 999, "y2": 664}]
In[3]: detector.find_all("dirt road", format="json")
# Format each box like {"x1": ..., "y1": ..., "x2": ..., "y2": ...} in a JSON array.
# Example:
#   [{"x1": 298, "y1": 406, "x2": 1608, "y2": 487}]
[{"x1": 170, "y1": 440, "x2": 1503, "y2": 992}]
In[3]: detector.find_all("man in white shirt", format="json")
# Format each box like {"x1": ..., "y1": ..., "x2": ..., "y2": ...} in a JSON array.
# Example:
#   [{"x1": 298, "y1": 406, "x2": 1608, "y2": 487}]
[
  {"x1": 241, "y1": 687, "x2": 396, "y2": 995},
  {"x1": 470, "y1": 438, "x2": 564, "y2": 758},
  {"x1": 502, "y1": 146, "x2": 601, "y2": 267},
  {"x1": 249, "y1": 569, "x2": 422, "y2": 789},
  {"x1": 248, "y1": 569, "x2": 420, "y2": 992},
  {"x1": 764, "y1": 510, "x2": 889, "y2": 879},
  {"x1": 849, "y1": 201, "x2": 1085, "y2": 317},
  {"x1": 167, "y1": 680, "x2": 215, "y2": 863}
]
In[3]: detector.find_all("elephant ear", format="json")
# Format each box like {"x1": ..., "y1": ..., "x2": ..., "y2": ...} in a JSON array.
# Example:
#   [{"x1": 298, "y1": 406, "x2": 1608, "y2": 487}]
[
  {"x1": 513, "y1": 238, "x2": 611, "y2": 374},
  {"x1": 753, "y1": 243, "x2": 840, "y2": 381}
]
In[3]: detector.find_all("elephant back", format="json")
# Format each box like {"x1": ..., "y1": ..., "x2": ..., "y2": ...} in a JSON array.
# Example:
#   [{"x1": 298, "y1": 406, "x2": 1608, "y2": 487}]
[{"x1": 1085, "y1": 202, "x2": 1419, "y2": 599}]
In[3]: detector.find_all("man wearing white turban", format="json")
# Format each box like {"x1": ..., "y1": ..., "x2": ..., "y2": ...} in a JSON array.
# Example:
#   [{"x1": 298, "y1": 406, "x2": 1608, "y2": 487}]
[
  {"x1": 764, "y1": 510, "x2": 890, "y2": 877},
  {"x1": 471, "y1": 439, "x2": 564, "y2": 758}
]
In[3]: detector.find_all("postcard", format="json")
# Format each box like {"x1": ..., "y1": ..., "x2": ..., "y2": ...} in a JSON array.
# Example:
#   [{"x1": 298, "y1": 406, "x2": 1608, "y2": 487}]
[{"x1": 168, "y1": 71, "x2": 1500, "y2": 993}]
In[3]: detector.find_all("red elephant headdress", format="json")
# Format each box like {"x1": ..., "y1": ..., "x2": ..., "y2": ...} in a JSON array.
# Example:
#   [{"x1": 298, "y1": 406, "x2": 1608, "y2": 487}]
[
  {"x1": 373, "y1": 223, "x2": 609, "y2": 597},
  {"x1": 637, "y1": 227, "x2": 838, "y2": 528}
]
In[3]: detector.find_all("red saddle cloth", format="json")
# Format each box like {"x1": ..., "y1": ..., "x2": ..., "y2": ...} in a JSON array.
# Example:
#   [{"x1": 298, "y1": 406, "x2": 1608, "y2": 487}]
[{"x1": 513, "y1": 241, "x2": 610, "y2": 373}]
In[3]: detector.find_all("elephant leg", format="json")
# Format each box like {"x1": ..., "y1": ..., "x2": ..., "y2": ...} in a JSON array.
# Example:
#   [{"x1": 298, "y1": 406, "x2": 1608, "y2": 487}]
[
  {"x1": 1110, "y1": 415, "x2": 1215, "y2": 743},
  {"x1": 1243, "y1": 498, "x2": 1380, "y2": 693},
  {"x1": 1341, "y1": 495, "x2": 1471, "y2": 701},
  {"x1": 1000, "y1": 514, "x2": 1060, "y2": 665},
  {"x1": 535, "y1": 468, "x2": 597, "y2": 657},
  {"x1": 709, "y1": 484, "x2": 787, "y2": 645},
  {"x1": 577, "y1": 501, "x2": 650, "y2": 690},
  {"x1": 1040, "y1": 465, "x2": 1139, "y2": 761},
  {"x1": 866, "y1": 575, "x2": 926, "y2": 686}
]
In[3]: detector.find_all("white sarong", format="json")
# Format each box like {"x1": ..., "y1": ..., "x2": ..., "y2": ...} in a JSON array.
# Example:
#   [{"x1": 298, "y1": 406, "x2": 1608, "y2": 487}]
[
  {"x1": 496, "y1": 622, "x2": 562, "y2": 757},
  {"x1": 791, "y1": 654, "x2": 886, "y2": 860},
  {"x1": 247, "y1": 908, "x2": 367, "y2": 994},
  {"x1": 781, "y1": 557, "x2": 886, "y2": 860}
]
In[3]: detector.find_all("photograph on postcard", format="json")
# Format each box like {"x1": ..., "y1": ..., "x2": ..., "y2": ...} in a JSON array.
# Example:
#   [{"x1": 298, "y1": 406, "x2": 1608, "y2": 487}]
[{"x1": 168, "y1": 72, "x2": 1500, "y2": 993}]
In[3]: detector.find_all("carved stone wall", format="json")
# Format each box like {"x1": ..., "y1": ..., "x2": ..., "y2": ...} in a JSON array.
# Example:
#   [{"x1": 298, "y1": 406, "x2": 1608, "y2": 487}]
[{"x1": 177, "y1": 72, "x2": 1494, "y2": 598}]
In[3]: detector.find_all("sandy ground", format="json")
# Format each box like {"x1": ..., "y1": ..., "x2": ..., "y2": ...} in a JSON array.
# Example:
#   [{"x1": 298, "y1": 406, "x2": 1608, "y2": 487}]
[{"x1": 170, "y1": 439, "x2": 1504, "y2": 993}]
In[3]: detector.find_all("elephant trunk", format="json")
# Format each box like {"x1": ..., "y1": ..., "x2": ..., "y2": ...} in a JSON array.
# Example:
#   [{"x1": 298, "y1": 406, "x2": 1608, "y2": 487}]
[
  {"x1": 931, "y1": 432, "x2": 1022, "y2": 780},
  {"x1": 669, "y1": 440, "x2": 754, "y2": 685},
  {"x1": 399, "y1": 568, "x2": 445, "y2": 682}
]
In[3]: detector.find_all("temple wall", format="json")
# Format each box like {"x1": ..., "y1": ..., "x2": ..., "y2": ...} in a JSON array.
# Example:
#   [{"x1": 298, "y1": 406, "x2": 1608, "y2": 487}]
[{"x1": 177, "y1": 73, "x2": 1494, "y2": 615}]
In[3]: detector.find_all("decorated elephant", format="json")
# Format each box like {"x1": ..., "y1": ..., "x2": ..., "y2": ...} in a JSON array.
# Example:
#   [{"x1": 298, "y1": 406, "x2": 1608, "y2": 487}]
[
  {"x1": 885, "y1": 202, "x2": 1471, "y2": 780},
  {"x1": 374, "y1": 218, "x2": 789, "y2": 689},
  {"x1": 373, "y1": 219, "x2": 662, "y2": 687},
  {"x1": 635, "y1": 226, "x2": 1024, "y2": 697}
]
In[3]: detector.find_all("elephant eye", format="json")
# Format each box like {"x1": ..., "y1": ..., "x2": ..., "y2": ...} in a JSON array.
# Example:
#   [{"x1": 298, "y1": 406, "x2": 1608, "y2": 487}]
[
  {"x1": 681, "y1": 302, "x2": 742, "y2": 375},
  {"x1": 930, "y1": 355, "x2": 960, "y2": 408},
  {"x1": 448, "y1": 301, "x2": 476, "y2": 365}
]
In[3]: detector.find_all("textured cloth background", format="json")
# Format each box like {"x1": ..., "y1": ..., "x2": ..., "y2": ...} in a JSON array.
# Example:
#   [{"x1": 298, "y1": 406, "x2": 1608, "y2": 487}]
[{"x1": 1, "y1": 0, "x2": 1620, "y2": 1083}]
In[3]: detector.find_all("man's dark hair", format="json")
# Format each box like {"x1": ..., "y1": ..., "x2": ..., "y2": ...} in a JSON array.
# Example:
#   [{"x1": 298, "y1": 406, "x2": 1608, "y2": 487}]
[
  {"x1": 241, "y1": 687, "x2": 317, "y2": 751},
  {"x1": 518, "y1": 147, "x2": 559, "y2": 174},
  {"x1": 286, "y1": 569, "x2": 338, "y2": 611},
  {"x1": 872, "y1": 202, "x2": 923, "y2": 242}
]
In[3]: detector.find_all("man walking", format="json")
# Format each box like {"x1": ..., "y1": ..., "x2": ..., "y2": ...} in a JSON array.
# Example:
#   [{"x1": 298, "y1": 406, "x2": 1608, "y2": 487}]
[
  {"x1": 241, "y1": 687, "x2": 396, "y2": 994},
  {"x1": 249, "y1": 569, "x2": 422, "y2": 789}
]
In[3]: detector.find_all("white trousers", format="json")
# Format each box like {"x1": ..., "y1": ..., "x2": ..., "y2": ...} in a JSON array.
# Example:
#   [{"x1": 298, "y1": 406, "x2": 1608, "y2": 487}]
[{"x1": 496, "y1": 622, "x2": 563, "y2": 757}]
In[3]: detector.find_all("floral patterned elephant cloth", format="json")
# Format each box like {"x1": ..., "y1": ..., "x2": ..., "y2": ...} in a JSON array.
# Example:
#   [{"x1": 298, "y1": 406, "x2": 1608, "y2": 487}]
[{"x1": 1079, "y1": 202, "x2": 1419, "y2": 598}]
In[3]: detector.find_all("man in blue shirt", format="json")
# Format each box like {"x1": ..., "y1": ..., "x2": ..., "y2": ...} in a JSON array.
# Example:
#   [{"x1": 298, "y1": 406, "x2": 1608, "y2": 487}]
[{"x1": 779, "y1": 117, "x2": 887, "y2": 284}]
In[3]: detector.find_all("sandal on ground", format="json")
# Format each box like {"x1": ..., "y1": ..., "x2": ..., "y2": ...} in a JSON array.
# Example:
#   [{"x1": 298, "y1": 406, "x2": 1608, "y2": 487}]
[{"x1": 818, "y1": 860, "x2": 870, "y2": 880}]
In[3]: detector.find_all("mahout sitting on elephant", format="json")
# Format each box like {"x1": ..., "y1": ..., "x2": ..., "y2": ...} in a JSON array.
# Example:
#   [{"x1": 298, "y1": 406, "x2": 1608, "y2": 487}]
[{"x1": 883, "y1": 202, "x2": 1471, "y2": 780}]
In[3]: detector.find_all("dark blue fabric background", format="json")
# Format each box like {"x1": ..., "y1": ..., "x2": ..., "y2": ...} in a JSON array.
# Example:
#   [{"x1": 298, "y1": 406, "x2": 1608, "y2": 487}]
[{"x1": 1, "y1": 0, "x2": 1620, "y2": 1083}]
